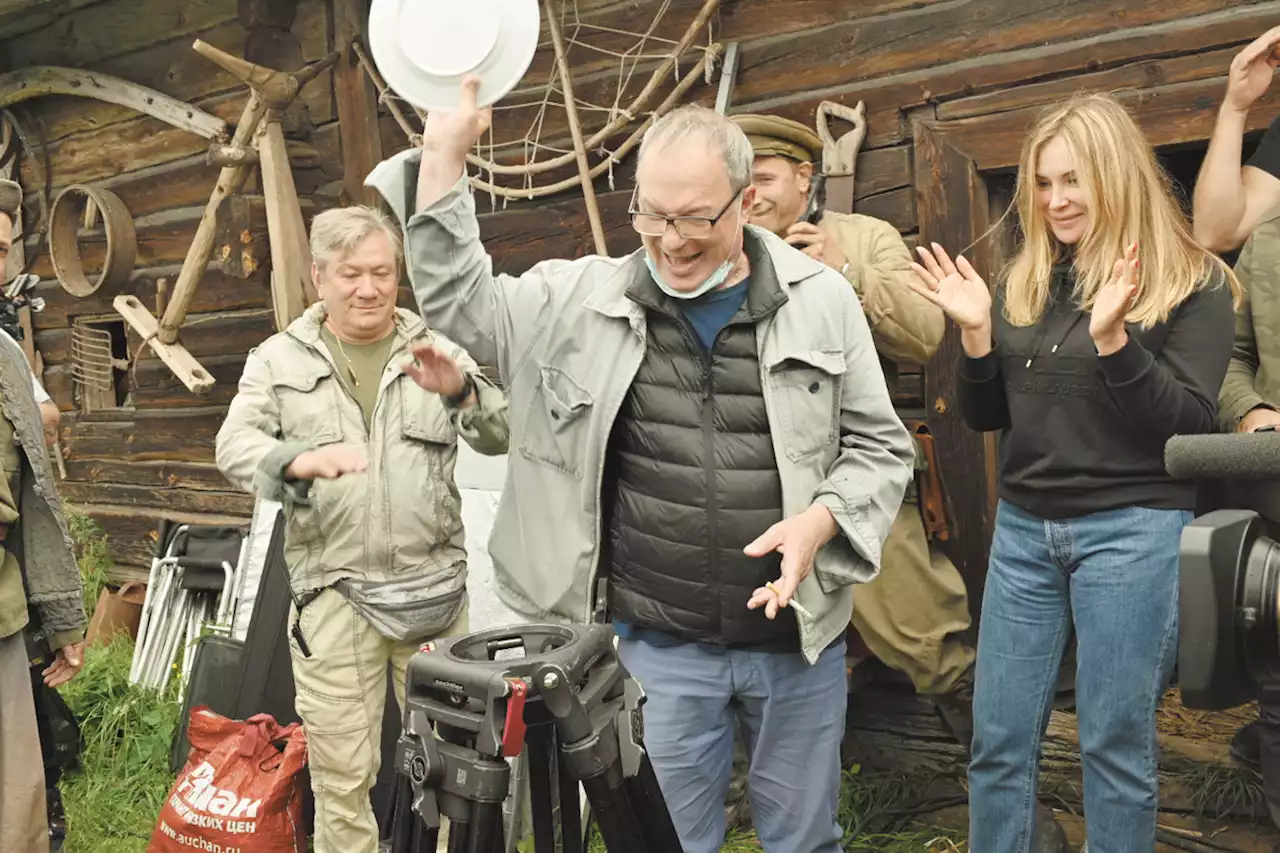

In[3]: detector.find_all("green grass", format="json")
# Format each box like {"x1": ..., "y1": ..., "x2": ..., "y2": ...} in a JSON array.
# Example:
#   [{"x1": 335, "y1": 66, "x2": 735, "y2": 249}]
[
  {"x1": 56, "y1": 509, "x2": 181, "y2": 853},
  {"x1": 60, "y1": 634, "x2": 182, "y2": 853}
]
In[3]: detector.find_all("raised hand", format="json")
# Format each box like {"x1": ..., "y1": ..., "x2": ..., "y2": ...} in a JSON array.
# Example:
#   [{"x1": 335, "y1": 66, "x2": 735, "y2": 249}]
[
  {"x1": 1226, "y1": 26, "x2": 1280, "y2": 114},
  {"x1": 402, "y1": 343, "x2": 466, "y2": 398},
  {"x1": 907, "y1": 243, "x2": 992, "y2": 331},
  {"x1": 421, "y1": 76, "x2": 493, "y2": 160},
  {"x1": 1090, "y1": 242, "x2": 1138, "y2": 355}
]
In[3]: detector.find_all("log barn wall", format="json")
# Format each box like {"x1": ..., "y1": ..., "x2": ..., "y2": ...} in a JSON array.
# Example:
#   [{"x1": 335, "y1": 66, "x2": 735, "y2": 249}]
[
  {"x1": 1, "y1": 0, "x2": 1274, "y2": 587},
  {"x1": 2, "y1": 0, "x2": 342, "y2": 579}
]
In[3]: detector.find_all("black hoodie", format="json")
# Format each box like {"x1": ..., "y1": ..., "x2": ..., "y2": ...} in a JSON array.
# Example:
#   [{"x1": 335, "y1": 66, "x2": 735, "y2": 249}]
[{"x1": 957, "y1": 262, "x2": 1234, "y2": 519}]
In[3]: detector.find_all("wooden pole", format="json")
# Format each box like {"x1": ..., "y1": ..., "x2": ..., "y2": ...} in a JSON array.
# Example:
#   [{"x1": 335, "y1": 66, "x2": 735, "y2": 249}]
[
  {"x1": 543, "y1": 0, "x2": 608, "y2": 256},
  {"x1": 157, "y1": 91, "x2": 267, "y2": 344}
]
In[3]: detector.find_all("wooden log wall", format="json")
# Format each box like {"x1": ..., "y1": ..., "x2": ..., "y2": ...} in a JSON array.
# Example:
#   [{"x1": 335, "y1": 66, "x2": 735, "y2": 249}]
[
  {"x1": 3, "y1": 0, "x2": 1275, "y2": 586},
  {"x1": 3, "y1": 0, "x2": 341, "y2": 579}
]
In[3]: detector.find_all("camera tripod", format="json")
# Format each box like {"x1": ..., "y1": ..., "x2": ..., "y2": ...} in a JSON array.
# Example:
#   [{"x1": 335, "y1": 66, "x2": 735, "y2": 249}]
[{"x1": 386, "y1": 622, "x2": 684, "y2": 853}]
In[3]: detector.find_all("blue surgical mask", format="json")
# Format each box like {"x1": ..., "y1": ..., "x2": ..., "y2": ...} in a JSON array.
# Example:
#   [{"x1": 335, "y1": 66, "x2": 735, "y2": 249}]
[
  {"x1": 642, "y1": 205, "x2": 744, "y2": 300},
  {"x1": 644, "y1": 254, "x2": 735, "y2": 300}
]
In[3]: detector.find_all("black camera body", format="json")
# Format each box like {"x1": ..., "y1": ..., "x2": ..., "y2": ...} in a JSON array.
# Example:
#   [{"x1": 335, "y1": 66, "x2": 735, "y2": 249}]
[
  {"x1": 1169, "y1": 433, "x2": 1280, "y2": 710},
  {"x1": 1178, "y1": 508, "x2": 1280, "y2": 709},
  {"x1": 0, "y1": 273, "x2": 44, "y2": 342}
]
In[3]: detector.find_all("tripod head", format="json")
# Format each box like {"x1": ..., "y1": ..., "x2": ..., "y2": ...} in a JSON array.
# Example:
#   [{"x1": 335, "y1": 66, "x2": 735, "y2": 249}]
[{"x1": 391, "y1": 623, "x2": 680, "y2": 853}]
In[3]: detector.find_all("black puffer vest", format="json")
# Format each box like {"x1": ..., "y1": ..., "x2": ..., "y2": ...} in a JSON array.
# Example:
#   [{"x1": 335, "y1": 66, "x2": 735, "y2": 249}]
[{"x1": 606, "y1": 234, "x2": 800, "y2": 650}]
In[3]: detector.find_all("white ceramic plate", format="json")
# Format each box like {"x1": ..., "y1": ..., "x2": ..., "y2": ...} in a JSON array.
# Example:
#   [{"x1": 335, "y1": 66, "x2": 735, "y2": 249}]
[{"x1": 368, "y1": 0, "x2": 541, "y2": 112}]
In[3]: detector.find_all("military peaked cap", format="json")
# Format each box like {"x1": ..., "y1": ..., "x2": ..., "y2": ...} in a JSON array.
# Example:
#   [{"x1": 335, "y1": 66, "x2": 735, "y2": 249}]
[{"x1": 731, "y1": 114, "x2": 823, "y2": 164}]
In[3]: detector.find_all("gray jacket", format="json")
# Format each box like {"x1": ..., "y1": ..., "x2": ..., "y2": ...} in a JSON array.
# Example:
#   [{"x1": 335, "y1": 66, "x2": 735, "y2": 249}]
[{"x1": 367, "y1": 151, "x2": 913, "y2": 664}]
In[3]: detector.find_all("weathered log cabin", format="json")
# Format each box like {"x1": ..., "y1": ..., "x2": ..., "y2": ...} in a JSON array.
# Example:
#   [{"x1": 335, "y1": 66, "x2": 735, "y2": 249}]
[{"x1": 0, "y1": 0, "x2": 1270, "y2": 599}]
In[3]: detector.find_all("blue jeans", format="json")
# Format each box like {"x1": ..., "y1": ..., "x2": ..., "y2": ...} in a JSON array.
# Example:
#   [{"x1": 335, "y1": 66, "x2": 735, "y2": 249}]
[
  {"x1": 616, "y1": 637, "x2": 846, "y2": 853},
  {"x1": 969, "y1": 500, "x2": 1189, "y2": 853}
]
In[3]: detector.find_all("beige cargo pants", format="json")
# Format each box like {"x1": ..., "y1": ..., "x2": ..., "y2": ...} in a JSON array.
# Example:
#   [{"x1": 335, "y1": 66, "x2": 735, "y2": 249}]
[
  {"x1": 289, "y1": 588, "x2": 470, "y2": 853},
  {"x1": 850, "y1": 497, "x2": 974, "y2": 695},
  {"x1": 0, "y1": 629, "x2": 48, "y2": 853}
]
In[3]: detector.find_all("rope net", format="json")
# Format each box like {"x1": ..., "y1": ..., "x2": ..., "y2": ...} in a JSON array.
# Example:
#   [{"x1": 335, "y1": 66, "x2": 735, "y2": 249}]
[{"x1": 360, "y1": 0, "x2": 723, "y2": 209}]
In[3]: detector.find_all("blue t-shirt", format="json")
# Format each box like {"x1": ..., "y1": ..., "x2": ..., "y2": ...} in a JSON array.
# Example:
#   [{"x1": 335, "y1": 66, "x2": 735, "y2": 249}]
[
  {"x1": 612, "y1": 279, "x2": 749, "y2": 651},
  {"x1": 679, "y1": 278, "x2": 749, "y2": 351}
]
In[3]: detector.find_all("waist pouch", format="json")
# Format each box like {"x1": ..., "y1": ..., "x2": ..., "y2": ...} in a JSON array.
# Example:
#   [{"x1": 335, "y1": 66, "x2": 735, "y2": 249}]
[{"x1": 334, "y1": 563, "x2": 467, "y2": 643}]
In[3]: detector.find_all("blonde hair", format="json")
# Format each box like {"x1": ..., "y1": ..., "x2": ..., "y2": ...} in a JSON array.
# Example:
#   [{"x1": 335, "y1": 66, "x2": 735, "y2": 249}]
[
  {"x1": 1001, "y1": 93, "x2": 1240, "y2": 328},
  {"x1": 309, "y1": 205, "x2": 402, "y2": 272}
]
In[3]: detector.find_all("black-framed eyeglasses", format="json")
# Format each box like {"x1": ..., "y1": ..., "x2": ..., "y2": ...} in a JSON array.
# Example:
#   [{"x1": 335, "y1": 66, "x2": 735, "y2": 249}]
[{"x1": 628, "y1": 186, "x2": 744, "y2": 240}]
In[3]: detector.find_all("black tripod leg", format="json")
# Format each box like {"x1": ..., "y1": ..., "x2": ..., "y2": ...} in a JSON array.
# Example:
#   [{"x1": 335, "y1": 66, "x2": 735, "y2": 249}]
[
  {"x1": 524, "y1": 725, "x2": 559, "y2": 853},
  {"x1": 624, "y1": 753, "x2": 684, "y2": 852},
  {"x1": 557, "y1": 745, "x2": 583, "y2": 853},
  {"x1": 466, "y1": 798, "x2": 504, "y2": 853}
]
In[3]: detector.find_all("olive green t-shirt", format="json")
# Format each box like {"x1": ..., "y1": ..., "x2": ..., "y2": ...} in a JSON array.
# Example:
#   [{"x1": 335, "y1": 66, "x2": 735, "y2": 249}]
[{"x1": 319, "y1": 326, "x2": 396, "y2": 432}]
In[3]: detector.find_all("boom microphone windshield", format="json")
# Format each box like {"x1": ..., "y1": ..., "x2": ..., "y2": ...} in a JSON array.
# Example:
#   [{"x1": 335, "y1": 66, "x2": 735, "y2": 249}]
[{"x1": 1165, "y1": 432, "x2": 1280, "y2": 480}]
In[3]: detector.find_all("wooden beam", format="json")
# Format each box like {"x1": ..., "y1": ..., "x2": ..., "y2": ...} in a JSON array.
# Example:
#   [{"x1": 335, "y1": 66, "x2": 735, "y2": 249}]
[
  {"x1": 113, "y1": 295, "x2": 215, "y2": 395},
  {"x1": 156, "y1": 91, "x2": 268, "y2": 344},
  {"x1": 333, "y1": 0, "x2": 384, "y2": 207},
  {"x1": 912, "y1": 122, "x2": 996, "y2": 619},
  {"x1": 257, "y1": 120, "x2": 313, "y2": 329}
]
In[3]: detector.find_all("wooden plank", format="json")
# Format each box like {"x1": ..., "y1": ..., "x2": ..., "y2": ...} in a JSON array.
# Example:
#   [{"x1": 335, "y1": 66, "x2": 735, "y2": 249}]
[
  {"x1": 854, "y1": 186, "x2": 915, "y2": 234},
  {"x1": 71, "y1": 503, "x2": 251, "y2": 574},
  {"x1": 725, "y1": 0, "x2": 1267, "y2": 109},
  {"x1": 112, "y1": 294, "x2": 216, "y2": 394},
  {"x1": 332, "y1": 0, "x2": 383, "y2": 206},
  {"x1": 941, "y1": 75, "x2": 1280, "y2": 173},
  {"x1": 0, "y1": 0, "x2": 104, "y2": 40},
  {"x1": 257, "y1": 121, "x2": 311, "y2": 330},
  {"x1": 39, "y1": 308, "x2": 275, "y2": 365},
  {"x1": 32, "y1": 265, "x2": 272, "y2": 330},
  {"x1": 936, "y1": 45, "x2": 1243, "y2": 121},
  {"x1": 131, "y1": 354, "x2": 249, "y2": 408},
  {"x1": 60, "y1": 408, "x2": 229, "y2": 463},
  {"x1": 8, "y1": 0, "x2": 239, "y2": 70},
  {"x1": 913, "y1": 122, "x2": 994, "y2": 617},
  {"x1": 521, "y1": 0, "x2": 954, "y2": 85},
  {"x1": 61, "y1": 457, "x2": 235, "y2": 491},
  {"x1": 59, "y1": 480, "x2": 254, "y2": 516},
  {"x1": 31, "y1": 19, "x2": 251, "y2": 144}
]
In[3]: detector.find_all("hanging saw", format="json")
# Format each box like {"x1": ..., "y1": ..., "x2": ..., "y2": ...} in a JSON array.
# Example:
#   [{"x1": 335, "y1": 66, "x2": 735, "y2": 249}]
[{"x1": 814, "y1": 100, "x2": 867, "y2": 217}]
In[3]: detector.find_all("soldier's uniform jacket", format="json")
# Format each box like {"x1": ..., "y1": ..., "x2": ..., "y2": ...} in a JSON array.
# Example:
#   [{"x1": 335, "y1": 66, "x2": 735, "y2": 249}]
[
  {"x1": 1219, "y1": 207, "x2": 1280, "y2": 431},
  {"x1": 817, "y1": 210, "x2": 945, "y2": 370}
]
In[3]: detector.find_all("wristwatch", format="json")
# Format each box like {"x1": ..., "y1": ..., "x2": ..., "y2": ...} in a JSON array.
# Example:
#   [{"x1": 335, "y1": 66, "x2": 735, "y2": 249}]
[{"x1": 443, "y1": 373, "x2": 475, "y2": 408}]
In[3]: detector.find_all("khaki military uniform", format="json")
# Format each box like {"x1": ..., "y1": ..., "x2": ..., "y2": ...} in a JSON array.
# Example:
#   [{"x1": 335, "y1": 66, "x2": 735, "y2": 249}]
[{"x1": 734, "y1": 114, "x2": 975, "y2": 697}]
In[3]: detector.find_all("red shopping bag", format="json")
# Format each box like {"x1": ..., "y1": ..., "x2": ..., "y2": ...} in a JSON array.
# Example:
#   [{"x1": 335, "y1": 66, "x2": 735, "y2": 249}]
[{"x1": 148, "y1": 707, "x2": 308, "y2": 853}]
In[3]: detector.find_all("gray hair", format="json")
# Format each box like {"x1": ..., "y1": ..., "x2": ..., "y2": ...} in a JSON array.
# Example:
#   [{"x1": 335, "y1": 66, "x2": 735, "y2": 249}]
[
  {"x1": 309, "y1": 205, "x2": 403, "y2": 272},
  {"x1": 637, "y1": 104, "x2": 754, "y2": 192}
]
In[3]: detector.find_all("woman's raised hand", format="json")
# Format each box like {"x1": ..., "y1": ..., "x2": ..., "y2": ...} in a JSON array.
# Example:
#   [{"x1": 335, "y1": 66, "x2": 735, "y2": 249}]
[{"x1": 907, "y1": 243, "x2": 993, "y2": 331}]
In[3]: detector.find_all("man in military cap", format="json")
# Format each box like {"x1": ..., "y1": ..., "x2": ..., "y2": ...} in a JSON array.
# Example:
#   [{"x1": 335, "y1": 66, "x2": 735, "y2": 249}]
[
  {"x1": 732, "y1": 112, "x2": 976, "y2": 733},
  {"x1": 0, "y1": 177, "x2": 87, "y2": 853}
]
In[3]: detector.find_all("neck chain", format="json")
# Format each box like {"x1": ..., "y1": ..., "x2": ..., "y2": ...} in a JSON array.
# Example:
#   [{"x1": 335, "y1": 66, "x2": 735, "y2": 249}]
[
  {"x1": 325, "y1": 319, "x2": 390, "y2": 388},
  {"x1": 331, "y1": 334, "x2": 360, "y2": 387}
]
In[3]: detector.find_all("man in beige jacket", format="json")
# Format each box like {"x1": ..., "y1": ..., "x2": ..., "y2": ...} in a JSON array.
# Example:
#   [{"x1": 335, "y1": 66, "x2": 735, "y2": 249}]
[
  {"x1": 215, "y1": 205, "x2": 509, "y2": 853},
  {"x1": 732, "y1": 113, "x2": 976, "y2": 738}
]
